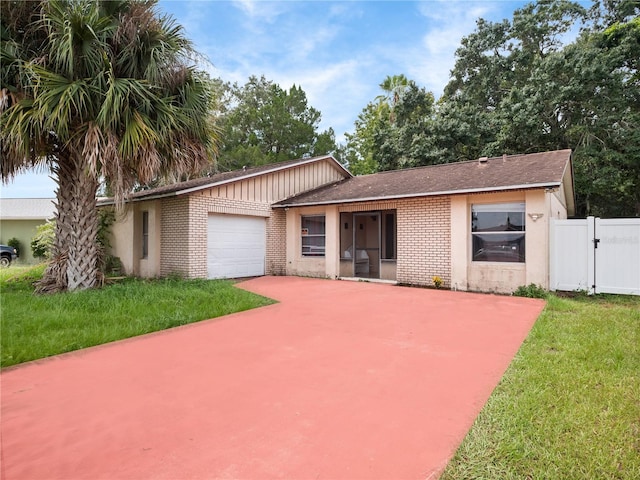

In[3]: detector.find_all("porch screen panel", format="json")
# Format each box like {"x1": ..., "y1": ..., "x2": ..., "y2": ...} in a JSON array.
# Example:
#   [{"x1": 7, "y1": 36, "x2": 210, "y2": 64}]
[{"x1": 471, "y1": 203, "x2": 525, "y2": 263}]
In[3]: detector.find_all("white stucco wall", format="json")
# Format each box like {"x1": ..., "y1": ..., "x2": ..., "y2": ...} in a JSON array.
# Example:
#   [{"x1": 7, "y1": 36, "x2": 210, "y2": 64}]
[
  {"x1": 450, "y1": 196, "x2": 468, "y2": 291},
  {"x1": 107, "y1": 200, "x2": 161, "y2": 277},
  {"x1": 524, "y1": 189, "x2": 549, "y2": 288},
  {"x1": 285, "y1": 206, "x2": 329, "y2": 278},
  {"x1": 108, "y1": 208, "x2": 135, "y2": 274},
  {"x1": 452, "y1": 190, "x2": 558, "y2": 294},
  {"x1": 0, "y1": 219, "x2": 46, "y2": 264}
]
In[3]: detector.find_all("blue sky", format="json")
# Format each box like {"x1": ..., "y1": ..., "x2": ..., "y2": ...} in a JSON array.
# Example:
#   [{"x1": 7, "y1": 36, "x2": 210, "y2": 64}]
[{"x1": 2, "y1": 0, "x2": 542, "y2": 198}]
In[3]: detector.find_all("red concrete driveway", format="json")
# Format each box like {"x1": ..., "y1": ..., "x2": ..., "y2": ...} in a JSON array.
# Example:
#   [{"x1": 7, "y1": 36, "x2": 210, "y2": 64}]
[{"x1": 1, "y1": 276, "x2": 544, "y2": 479}]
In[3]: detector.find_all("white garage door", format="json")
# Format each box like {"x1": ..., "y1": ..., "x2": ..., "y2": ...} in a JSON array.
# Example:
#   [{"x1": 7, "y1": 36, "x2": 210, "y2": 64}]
[{"x1": 207, "y1": 214, "x2": 266, "y2": 279}]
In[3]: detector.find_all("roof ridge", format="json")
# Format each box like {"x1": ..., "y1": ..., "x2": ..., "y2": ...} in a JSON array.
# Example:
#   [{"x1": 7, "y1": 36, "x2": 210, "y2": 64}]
[
  {"x1": 276, "y1": 149, "x2": 572, "y2": 208},
  {"x1": 362, "y1": 149, "x2": 570, "y2": 177},
  {"x1": 100, "y1": 154, "x2": 349, "y2": 204}
]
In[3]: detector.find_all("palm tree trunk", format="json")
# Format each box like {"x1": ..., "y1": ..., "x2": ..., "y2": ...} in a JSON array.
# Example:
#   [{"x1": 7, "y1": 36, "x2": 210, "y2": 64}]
[
  {"x1": 36, "y1": 152, "x2": 100, "y2": 293},
  {"x1": 36, "y1": 158, "x2": 74, "y2": 293},
  {"x1": 65, "y1": 154, "x2": 100, "y2": 291}
]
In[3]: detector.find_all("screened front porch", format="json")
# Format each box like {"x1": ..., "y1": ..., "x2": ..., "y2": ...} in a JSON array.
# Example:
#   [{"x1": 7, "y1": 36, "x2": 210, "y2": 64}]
[{"x1": 338, "y1": 210, "x2": 397, "y2": 281}]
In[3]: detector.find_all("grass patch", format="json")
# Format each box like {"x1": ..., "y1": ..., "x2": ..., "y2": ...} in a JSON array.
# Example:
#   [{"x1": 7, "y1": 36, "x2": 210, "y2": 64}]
[
  {"x1": 0, "y1": 263, "x2": 46, "y2": 284},
  {"x1": 1, "y1": 266, "x2": 274, "y2": 367},
  {"x1": 440, "y1": 294, "x2": 640, "y2": 480}
]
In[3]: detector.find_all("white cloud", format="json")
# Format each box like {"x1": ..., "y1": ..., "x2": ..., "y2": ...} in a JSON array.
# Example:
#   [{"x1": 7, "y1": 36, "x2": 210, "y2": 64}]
[
  {"x1": 164, "y1": 1, "x2": 533, "y2": 143},
  {"x1": 271, "y1": 58, "x2": 373, "y2": 138},
  {"x1": 232, "y1": 0, "x2": 255, "y2": 15},
  {"x1": 328, "y1": 2, "x2": 364, "y2": 21},
  {"x1": 231, "y1": 0, "x2": 290, "y2": 23},
  {"x1": 290, "y1": 26, "x2": 338, "y2": 61},
  {"x1": 409, "y1": 1, "x2": 503, "y2": 96}
]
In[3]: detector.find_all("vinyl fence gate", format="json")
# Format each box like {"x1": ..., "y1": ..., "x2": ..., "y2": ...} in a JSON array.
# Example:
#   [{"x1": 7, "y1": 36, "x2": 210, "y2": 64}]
[{"x1": 550, "y1": 216, "x2": 640, "y2": 295}]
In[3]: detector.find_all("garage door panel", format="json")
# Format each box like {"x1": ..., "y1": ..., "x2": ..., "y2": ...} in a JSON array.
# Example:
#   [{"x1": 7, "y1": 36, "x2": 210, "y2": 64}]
[{"x1": 207, "y1": 215, "x2": 266, "y2": 279}]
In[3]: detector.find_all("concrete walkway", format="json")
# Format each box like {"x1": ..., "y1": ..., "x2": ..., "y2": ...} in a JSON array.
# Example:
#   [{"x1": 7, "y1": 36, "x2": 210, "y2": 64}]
[{"x1": 1, "y1": 276, "x2": 544, "y2": 479}]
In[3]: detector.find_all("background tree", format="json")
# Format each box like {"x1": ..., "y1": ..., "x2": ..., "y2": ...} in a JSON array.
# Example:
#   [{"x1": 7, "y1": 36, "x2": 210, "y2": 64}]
[
  {"x1": 344, "y1": 0, "x2": 639, "y2": 216},
  {"x1": 345, "y1": 76, "x2": 436, "y2": 173},
  {"x1": 375, "y1": 74, "x2": 410, "y2": 123},
  {"x1": 212, "y1": 75, "x2": 337, "y2": 171},
  {"x1": 7, "y1": 238, "x2": 21, "y2": 258},
  {"x1": 440, "y1": 0, "x2": 638, "y2": 216},
  {"x1": 31, "y1": 221, "x2": 56, "y2": 260},
  {"x1": 1, "y1": 0, "x2": 216, "y2": 292},
  {"x1": 375, "y1": 82, "x2": 436, "y2": 171},
  {"x1": 343, "y1": 102, "x2": 391, "y2": 175}
]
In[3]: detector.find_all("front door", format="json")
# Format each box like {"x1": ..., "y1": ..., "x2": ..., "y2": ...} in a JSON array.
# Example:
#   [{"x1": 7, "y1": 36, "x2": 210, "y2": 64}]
[{"x1": 353, "y1": 213, "x2": 380, "y2": 279}]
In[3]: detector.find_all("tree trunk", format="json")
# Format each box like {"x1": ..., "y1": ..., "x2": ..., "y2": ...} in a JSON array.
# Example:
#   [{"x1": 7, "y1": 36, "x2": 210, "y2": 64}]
[
  {"x1": 66, "y1": 154, "x2": 100, "y2": 291},
  {"x1": 36, "y1": 151, "x2": 100, "y2": 293},
  {"x1": 36, "y1": 157, "x2": 74, "y2": 293}
]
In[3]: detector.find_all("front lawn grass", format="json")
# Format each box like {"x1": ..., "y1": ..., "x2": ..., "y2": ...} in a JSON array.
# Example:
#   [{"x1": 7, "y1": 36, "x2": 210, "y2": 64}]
[
  {"x1": 441, "y1": 293, "x2": 640, "y2": 480},
  {"x1": 1, "y1": 265, "x2": 274, "y2": 367}
]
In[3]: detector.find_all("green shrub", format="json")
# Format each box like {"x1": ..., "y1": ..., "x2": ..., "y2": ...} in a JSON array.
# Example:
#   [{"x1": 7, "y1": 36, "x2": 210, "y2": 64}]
[
  {"x1": 103, "y1": 255, "x2": 123, "y2": 276},
  {"x1": 31, "y1": 221, "x2": 56, "y2": 259},
  {"x1": 29, "y1": 209, "x2": 115, "y2": 267},
  {"x1": 513, "y1": 283, "x2": 548, "y2": 299},
  {"x1": 97, "y1": 208, "x2": 115, "y2": 250},
  {"x1": 7, "y1": 238, "x2": 21, "y2": 257}
]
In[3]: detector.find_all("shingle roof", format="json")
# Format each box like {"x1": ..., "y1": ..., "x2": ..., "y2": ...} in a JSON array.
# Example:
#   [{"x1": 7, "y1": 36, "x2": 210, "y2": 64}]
[
  {"x1": 0, "y1": 198, "x2": 57, "y2": 220},
  {"x1": 275, "y1": 149, "x2": 573, "y2": 207},
  {"x1": 100, "y1": 155, "x2": 350, "y2": 204}
]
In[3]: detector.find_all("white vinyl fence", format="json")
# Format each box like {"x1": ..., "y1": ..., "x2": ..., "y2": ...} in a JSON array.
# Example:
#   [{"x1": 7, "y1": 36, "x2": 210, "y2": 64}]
[{"x1": 550, "y1": 216, "x2": 640, "y2": 295}]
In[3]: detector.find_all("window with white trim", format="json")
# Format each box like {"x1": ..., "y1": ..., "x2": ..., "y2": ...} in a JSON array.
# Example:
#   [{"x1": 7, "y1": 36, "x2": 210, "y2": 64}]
[
  {"x1": 301, "y1": 215, "x2": 325, "y2": 257},
  {"x1": 471, "y1": 202, "x2": 525, "y2": 263}
]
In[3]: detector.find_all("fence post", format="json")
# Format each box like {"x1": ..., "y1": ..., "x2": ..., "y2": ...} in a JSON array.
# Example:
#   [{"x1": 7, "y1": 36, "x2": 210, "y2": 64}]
[
  {"x1": 549, "y1": 218, "x2": 556, "y2": 291},
  {"x1": 587, "y1": 216, "x2": 596, "y2": 295}
]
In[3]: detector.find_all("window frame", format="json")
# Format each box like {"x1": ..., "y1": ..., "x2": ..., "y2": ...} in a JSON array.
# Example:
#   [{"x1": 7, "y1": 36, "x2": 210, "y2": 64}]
[
  {"x1": 471, "y1": 202, "x2": 525, "y2": 264},
  {"x1": 382, "y1": 211, "x2": 396, "y2": 260},
  {"x1": 301, "y1": 214, "x2": 326, "y2": 257},
  {"x1": 141, "y1": 211, "x2": 149, "y2": 259}
]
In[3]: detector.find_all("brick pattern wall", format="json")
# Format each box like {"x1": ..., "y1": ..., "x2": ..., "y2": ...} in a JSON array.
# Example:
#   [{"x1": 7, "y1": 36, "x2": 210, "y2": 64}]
[
  {"x1": 266, "y1": 209, "x2": 286, "y2": 275},
  {"x1": 396, "y1": 196, "x2": 451, "y2": 287},
  {"x1": 155, "y1": 159, "x2": 348, "y2": 280},
  {"x1": 160, "y1": 197, "x2": 191, "y2": 277},
  {"x1": 184, "y1": 195, "x2": 209, "y2": 278},
  {"x1": 162, "y1": 193, "x2": 275, "y2": 279}
]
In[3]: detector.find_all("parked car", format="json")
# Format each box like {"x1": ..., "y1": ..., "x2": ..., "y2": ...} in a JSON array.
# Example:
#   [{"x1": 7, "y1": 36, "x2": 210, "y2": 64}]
[{"x1": 1, "y1": 245, "x2": 18, "y2": 267}]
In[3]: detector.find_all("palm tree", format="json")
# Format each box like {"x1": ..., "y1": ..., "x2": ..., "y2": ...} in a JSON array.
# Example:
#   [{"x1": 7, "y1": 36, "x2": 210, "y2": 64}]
[
  {"x1": 1, "y1": 0, "x2": 216, "y2": 292},
  {"x1": 375, "y1": 74, "x2": 410, "y2": 122}
]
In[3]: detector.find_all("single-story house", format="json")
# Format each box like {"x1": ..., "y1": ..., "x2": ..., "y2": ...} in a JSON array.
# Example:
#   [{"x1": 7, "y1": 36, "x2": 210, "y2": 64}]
[
  {"x1": 103, "y1": 149, "x2": 575, "y2": 293},
  {"x1": 0, "y1": 198, "x2": 57, "y2": 263}
]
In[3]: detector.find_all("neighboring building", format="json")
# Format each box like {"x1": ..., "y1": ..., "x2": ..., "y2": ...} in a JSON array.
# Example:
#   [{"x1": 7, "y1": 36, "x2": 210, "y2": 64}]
[
  {"x1": 0, "y1": 198, "x2": 57, "y2": 264},
  {"x1": 103, "y1": 149, "x2": 575, "y2": 294}
]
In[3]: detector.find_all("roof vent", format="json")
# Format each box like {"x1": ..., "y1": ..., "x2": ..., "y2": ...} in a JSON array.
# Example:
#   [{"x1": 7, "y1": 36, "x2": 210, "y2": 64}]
[
  {"x1": 478, "y1": 156, "x2": 488, "y2": 164},
  {"x1": 503, "y1": 153, "x2": 507, "y2": 162}
]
